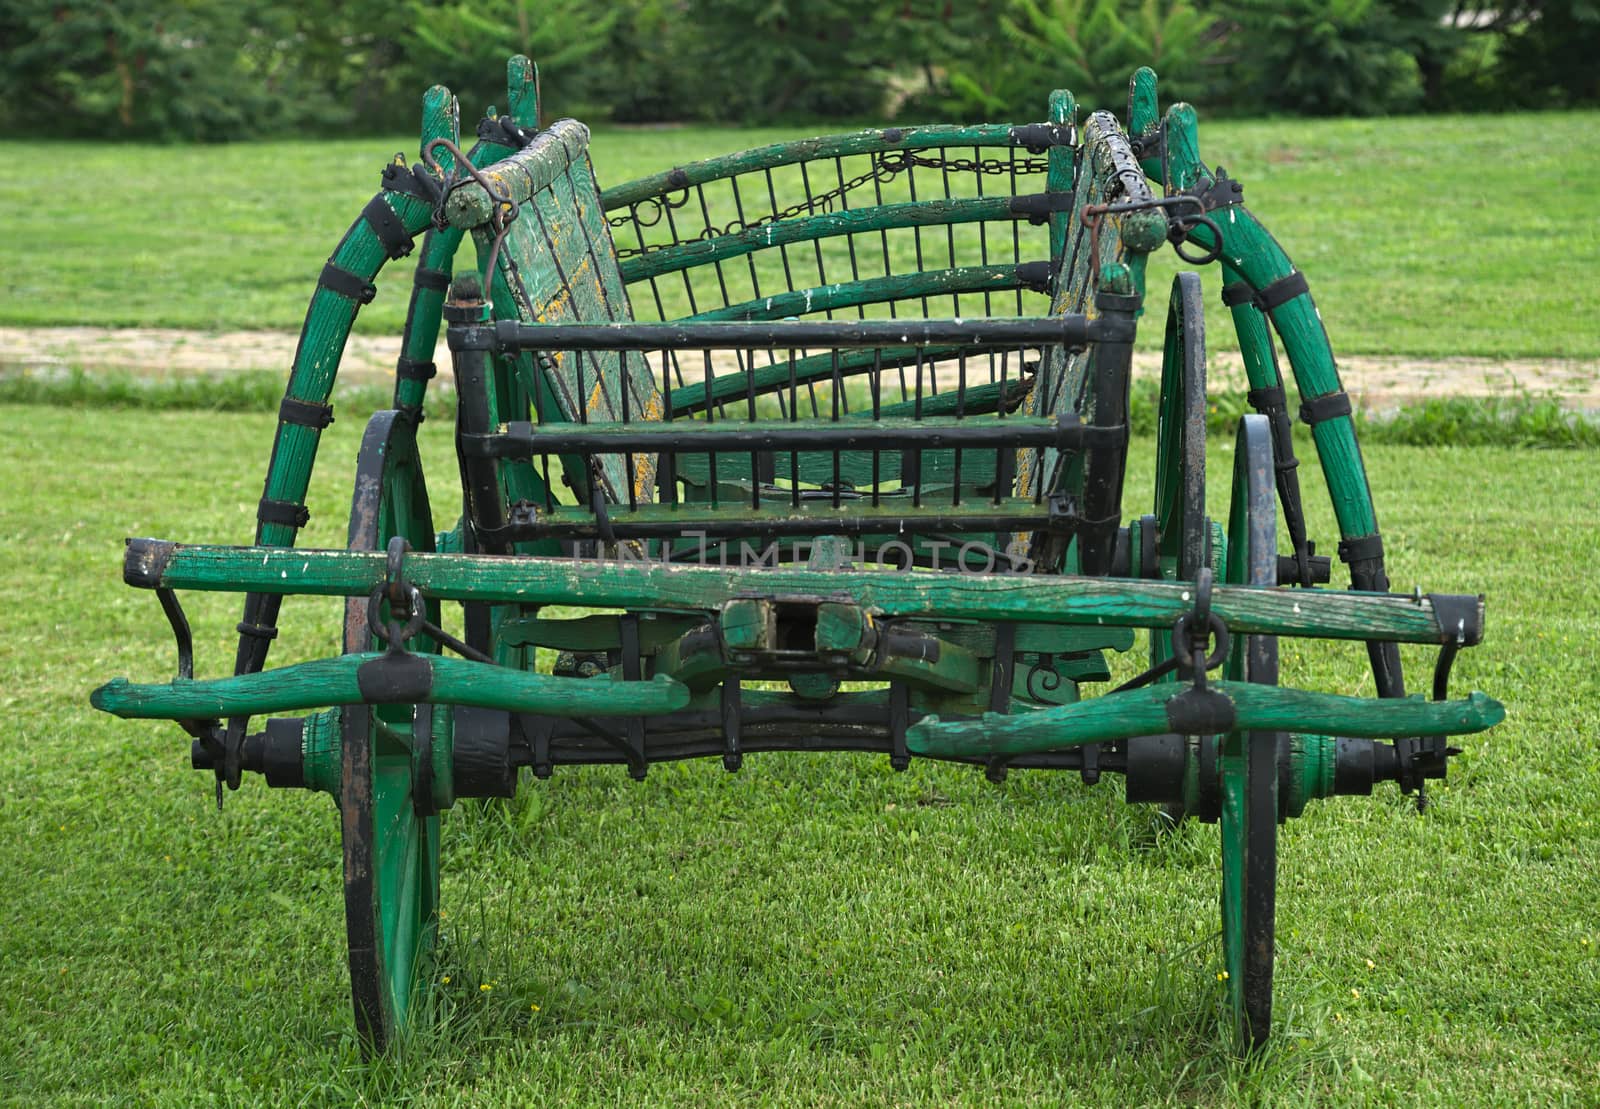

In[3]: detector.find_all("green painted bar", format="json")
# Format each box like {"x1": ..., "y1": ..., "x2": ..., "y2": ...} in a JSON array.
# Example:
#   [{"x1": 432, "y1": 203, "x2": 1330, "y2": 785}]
[
  {"x1": 601, "y1": 124, "x2": 1042, "y2": 209},
  {"x1": 392, "y1": 88, "x2": 465, "y2": 415},
  {"x1": 483, "y1": 496, "x2": 1054, "y2": 537},
  {"x1": 686, "y1": 265, "x2": 1044, "y2": 322},
  {"x1": 491, "y1": 413, "x2": 1062, "y2": 443},
  {"x1": 619, "y1": 196, "x2": 1019, "y2": 282},
  {"x1": 666, "y1": 346, "x2": 968, "y2": 415},
  {"x1": 907, "y1": 682, "x2": 1505, "y2": 758},
  {"x1": 91, "y1": 653, "x2": 689, "y2": 721},
  {"x1": 126, "y1": 543, "x2": 1481, "y2": 644},
  {"x1": 260, "y1": 87, "x2": 524, "y2": 545},
  {"x1": 1045, "y1": 88, "x2": 1076, "y2": 267},
  {"x1": 1161, "y1": 101, "x2": 1376, "y2": 538}
]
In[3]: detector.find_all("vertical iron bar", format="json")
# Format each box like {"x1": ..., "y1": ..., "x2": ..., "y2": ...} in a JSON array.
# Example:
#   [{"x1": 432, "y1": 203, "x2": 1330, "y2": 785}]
[
  {"x1": 660, "y1": 347, "x2": 676, "y2": 506},
  {"x1": 798, "y1": 160, "x2": 833, "y2": 318},
  {"x1": 871, "y1": 347, "x2": 883, "y2": 507},
  {"x1": 831, "y1": 349, "x2": 842, "y2": 508},
  {"x1": 834, "y1": 156, "x2": 867, "y2": 319},
  {"x1": 762, "y1": 167, "x2": 798, "y2": 295},
  {"x1": 906, "y1": 155, "x2": 931, "y2": 320}
]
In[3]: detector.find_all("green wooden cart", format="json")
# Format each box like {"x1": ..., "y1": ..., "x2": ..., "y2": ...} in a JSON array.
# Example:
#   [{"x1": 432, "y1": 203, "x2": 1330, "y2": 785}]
[{"x1": 93, "y1": 57, "x2": 1502, "y2": 1054}]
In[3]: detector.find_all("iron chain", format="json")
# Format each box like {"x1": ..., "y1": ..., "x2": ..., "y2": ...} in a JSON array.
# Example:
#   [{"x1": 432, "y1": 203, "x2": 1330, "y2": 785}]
[{"x1": 611, "y1": 150, "x2": 1052, "y2": 259}]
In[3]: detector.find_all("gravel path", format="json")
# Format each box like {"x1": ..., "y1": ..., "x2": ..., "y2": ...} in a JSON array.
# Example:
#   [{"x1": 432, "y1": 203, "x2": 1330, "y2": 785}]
[{"x1": 3, "y1": 326, "x2": 1596, "y2": 410}]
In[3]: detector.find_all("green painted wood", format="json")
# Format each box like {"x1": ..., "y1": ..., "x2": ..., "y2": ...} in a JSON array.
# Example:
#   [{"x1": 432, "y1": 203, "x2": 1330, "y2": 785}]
[
  {"x1": 665, "y1": 346, "x2": 968, "y2": 415},
  {"x1": 672, "y1": 443, "x2": 999, "y2": 492},
  {"x1": 1021, "y1": 109, "x2": 1164, "y2": 506},
  {"x1": 720, "y1": 599, "x2": 772, "y2": 650},
  {"x1": 255, "y1": 85, "x2": 523, "y2": 550},
  {"x1": 392, "y1": 62, "x2": 536, "y2": 420},
  {"x1": 501, "y1": 414, "x2": 1062, "y2": 442},
  {"x1": 864, "y1": 377, "x2": 1027, "y2": 420},
  {"x1": 455, "y1": 121, "x2": 663, "y2": 506},
  {"x1": 879, "y1": 631, "x2": 983, "y2": 694},
  {"x1": 1045, "y1": 89, "x2": 1076, "y2": 267},
  {"x1": 506, "y1": 54, "x2": 539, "y2": 130},
  {"x1": 129, "y1": 543, "x2": 1484, "y2": 644},
  {"x1": 91, "y1": 653, "x2": 690, "y2": 721},
  {"x1": 494, "y1": 612, "x2": 702, "y2": 652},
  {"x1": 906, "y1": 682, "x2": 1504, "y2": 758},
  {"x1": 602, "y1": 124, "x2": 1044, "y2": 209},
  {"x1": 686, "y1": 265, "x2": 1043, "y2": 322},
  {"x1": 650, "y1": 625, "x2": 727, "y2": 691},
  {"x1": 484, "y1": 495, "x2": 1053, "y2": 537},
  {"x1": 1160, "y1": 102, "x2": 1377, "y2": 539},
  {"x1": 619, "y1": 196, "x2": 1020, "y2": 282},
  {"x1": 1127, "y1": 67, "x2": 1160, "y2": 159}
]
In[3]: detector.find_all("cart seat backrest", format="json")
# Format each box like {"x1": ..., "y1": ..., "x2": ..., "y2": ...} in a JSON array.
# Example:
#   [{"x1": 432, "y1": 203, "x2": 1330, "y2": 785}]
[{"x1": 445, "y1": 119, "x2": 662, "y2": 503}]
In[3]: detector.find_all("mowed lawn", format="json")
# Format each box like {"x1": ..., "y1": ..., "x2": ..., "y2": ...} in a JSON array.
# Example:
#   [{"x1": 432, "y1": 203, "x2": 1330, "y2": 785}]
[
  {"x1": 0, "y1": 402, "x2": 1595, "y2": 1103},
  {"x1": 1, "y1": 110, "x2": 1598, "y2": 359}
]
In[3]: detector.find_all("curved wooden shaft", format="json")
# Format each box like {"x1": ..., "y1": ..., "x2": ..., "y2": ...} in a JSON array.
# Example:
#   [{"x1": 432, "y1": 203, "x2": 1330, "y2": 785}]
[
  {"x1": 907, "y1": 682, "x2": 1503, "y2": 759},
  {"x1": 93, "y1": 654, "x2": 690, "y2": 720}
]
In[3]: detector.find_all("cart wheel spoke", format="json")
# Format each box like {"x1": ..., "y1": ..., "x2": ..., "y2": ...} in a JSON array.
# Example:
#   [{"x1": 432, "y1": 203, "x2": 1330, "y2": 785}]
[
  {"x1": 340, "y1": 411, "x2": 441, "y2": 1054},
  {"x1": 1219, "y1": 413, "x2": 1279, "y2": 1050}
]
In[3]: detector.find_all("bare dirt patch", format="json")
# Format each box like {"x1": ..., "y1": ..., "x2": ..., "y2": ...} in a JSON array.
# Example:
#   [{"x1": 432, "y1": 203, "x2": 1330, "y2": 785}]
[{"x1": 3, "y1": 326, "x2": 1595, "y2": 411}]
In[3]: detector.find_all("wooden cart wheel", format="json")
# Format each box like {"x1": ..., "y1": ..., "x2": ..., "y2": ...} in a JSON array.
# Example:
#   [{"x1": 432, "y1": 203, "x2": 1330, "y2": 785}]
[
  {"x1": 1219, "y1": 413, "x2": 1280, "y2": 1050},
  {"x1": 1152, "y1": 272, "x2": 1209, "y2": 585},
  {"x1": 340, "y1": 410, "x2": 442, "y2": 1053},
  {"x1": 1143, "y1": 272, "x2": 1220, "y2": 822}
]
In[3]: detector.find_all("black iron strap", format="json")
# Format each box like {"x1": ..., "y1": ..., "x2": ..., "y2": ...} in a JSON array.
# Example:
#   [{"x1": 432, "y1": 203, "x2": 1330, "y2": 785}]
[
  {"x1": 413, "y1": 266, "x2": 450, "y2": 292},
  {"x1": 395, "y1": 355, "x2": 437, "y2": 382},
  {"x1": 1299, "y1": 391, "x2": 1353, "y2": 426},
  {"x1": 477, "y1": 114, "x2": 536, "y2": 149},
  {"x1": 1337, "y1": 532, "x2": 1385, "y2": 565},
  {"x1": 1095, "y1": 290, "x2": 1141, "y2": 313},
  {"x1": 1427, "y1": 592, "x2": 1485, "y2": 647},
  {"x1": 380, "y1": 162, "x2": 445, "y2": 206},
  {"x1": 1009, "y1": 122, "x2": 1075, "y2": 151},
  {"x1": 1247, "y1": 385, "x2": 1286, "y2": 409},
  {"x1": 235, "y1": 620, "x2": 279, "y2": 641},
  {"x1": 1188, "y1": 169, "x2": 1244, "y2": 212},
  {"x1": 257, "y1": 498, "x2": 310, "y2": 529},
  {"x1": 1014, "y1": 260, "x2": 1054, "y2": 292},
  {"x1": 1222, "y1": 271, "x2": 1309, "y2": 314},
  {"x1": 278, "y1": 396, "x2": 334, "y2": 429},
  {"x1": 361, "y1": 196, "x2": 414, "y2": 260},
  {"x1": 1009, "y1": 192, "x2": 1076, "y2": 223},
  {"x1": 319, "y1": 262, "x2": 377, "y2": 305},
  {"x1": 1220, "y1": 282, "x2": 1254, "y2": 308}
]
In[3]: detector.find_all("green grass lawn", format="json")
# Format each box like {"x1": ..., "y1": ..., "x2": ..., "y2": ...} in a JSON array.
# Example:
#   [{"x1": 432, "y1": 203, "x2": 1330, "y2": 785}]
[
  {"x1": 2, "y1": 110, "x2": 1598, "y2": 358},
  {"x1": 2, "y1": 403, "x2": 1595, "y2": 1103}
]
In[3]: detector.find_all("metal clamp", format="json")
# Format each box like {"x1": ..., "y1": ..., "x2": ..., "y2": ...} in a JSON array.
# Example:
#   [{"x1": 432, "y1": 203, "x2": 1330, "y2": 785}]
[
  {"x1": 1081, "y1": 195, "x2": 1225, "y2": 280},
  {"x1": 422, "y1": 136, "x2": 520, "y2": 283}
]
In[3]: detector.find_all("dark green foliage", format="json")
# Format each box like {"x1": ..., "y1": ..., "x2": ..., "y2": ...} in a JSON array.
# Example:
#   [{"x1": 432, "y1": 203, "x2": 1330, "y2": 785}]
[
  {"x1": 401, "y1": 0, "x2": 621, "y2": 122},
  {"x1": 0, "y1": 0, "x2": 321, "y2": 140},
  {"x1": 672, "y1": 0, "x2": 897, "y2": 122},
  {"x1": 935, "y1": 0, "x2": 1216, "y2": 118},
  {"x1": 0, "y1": 0, "x2": 1592, "y2": 138},
  {"x1": 1492, "y1": 1, "x2": 1600, "y2": 107},
  {"x1": 1212, "y1": 0, "x2": 1457, "y2": 116}
]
